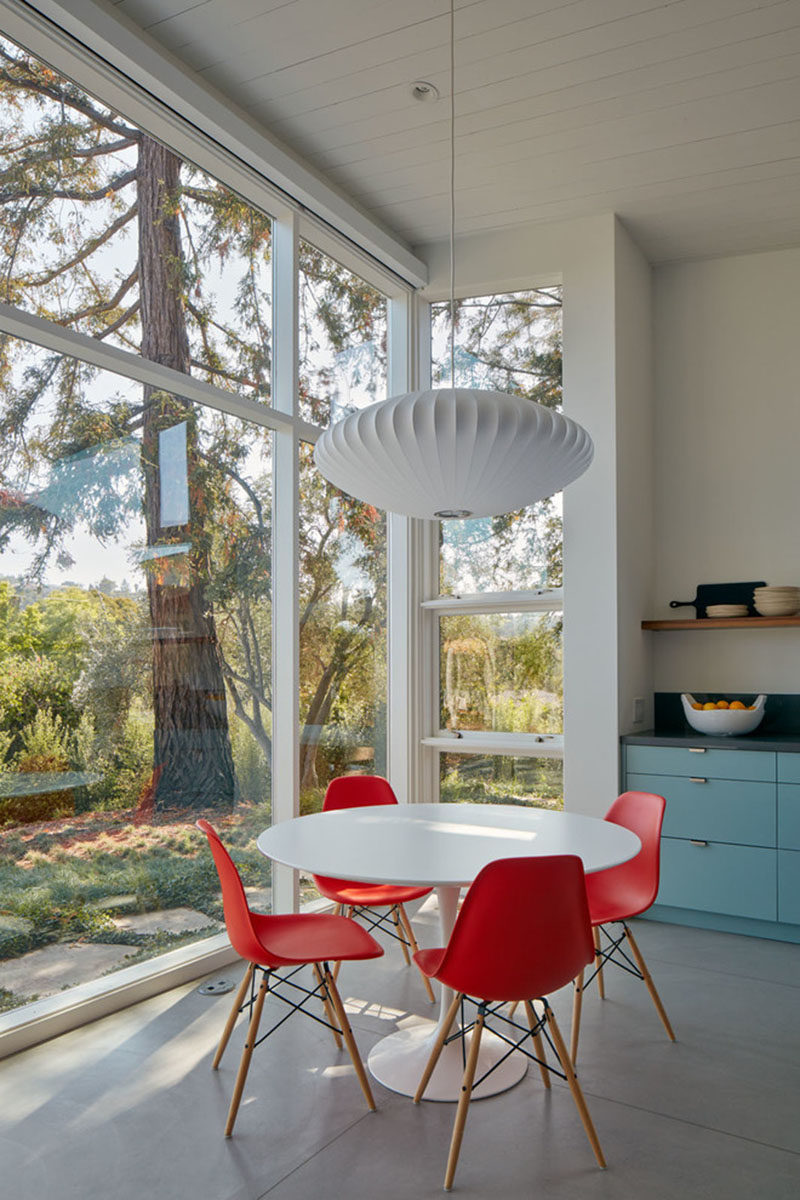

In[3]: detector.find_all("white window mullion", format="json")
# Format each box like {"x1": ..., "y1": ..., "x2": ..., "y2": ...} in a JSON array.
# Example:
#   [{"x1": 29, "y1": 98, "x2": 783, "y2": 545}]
[
  {"x1": 271, "y1": 213, "x2": 300, "y2": 913},
  {"x1": 387, "y1": 293, "x2": 439, "y2": 805}
]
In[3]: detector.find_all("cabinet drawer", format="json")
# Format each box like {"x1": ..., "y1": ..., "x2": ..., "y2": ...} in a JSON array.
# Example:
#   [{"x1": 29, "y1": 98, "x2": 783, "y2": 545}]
[
  {"x1": 626, "y1": 745, "x2": 775, "y2": 782},
  {"x1": 627, "y1": 773, "x2": 776, "y2": 846},
  {"x1": 658, "y1": 839, "x2": 777, "y2": 921},
  {"x1": 778, "y1": 784, "x2": 800, "y2": 850},
  {"x1": 777, "y1": 753, "x2": 800, "y2": 785},
  {"x1": 778, "y1": 850, "x2": 800, "y2": 924}
]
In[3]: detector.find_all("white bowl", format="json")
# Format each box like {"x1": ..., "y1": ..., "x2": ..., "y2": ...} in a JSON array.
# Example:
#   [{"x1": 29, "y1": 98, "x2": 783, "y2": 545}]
[
  {"x1": 706, "y1": 604, "x2": 749, "y2": 617},
  {"x1": 681, "y1": 694, "x2": 766, "y2": 736},
  {"x1": 755, "y1": 601, "x2": 800, "y2": 616}
]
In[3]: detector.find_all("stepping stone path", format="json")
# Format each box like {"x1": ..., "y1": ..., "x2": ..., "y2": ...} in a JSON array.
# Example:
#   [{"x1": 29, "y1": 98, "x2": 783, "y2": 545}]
[
  {"x1": 1, "y1": 907, "x2": 223, "y2": 1007},
  {"x1": 1, "y1": 942, "x2": 134, "y2": 998},
  {"x1": 111, "y1": 907, "x2": 223, "y2": 936}
]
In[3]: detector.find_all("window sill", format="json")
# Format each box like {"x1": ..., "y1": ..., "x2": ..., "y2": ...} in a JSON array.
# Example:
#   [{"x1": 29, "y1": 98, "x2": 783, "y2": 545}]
[{"x1": 422, "y1": 733, "x2": 564, "y2": 758}]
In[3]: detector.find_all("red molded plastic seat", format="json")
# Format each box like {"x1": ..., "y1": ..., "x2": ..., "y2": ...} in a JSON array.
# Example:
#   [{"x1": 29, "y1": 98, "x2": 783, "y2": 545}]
[
  {"x1": 570, "y1": 791, "x2": 676, "y2": 1062},
  {"x1": 312, "y1": 775, "x2": 435, "y2": 1001},
  {"x1": 196, "y1": 819, "x2": 383, "y2": 1136},
  {"x1": 414, "y1": 855, "x2": 606, "y2": 1191}
]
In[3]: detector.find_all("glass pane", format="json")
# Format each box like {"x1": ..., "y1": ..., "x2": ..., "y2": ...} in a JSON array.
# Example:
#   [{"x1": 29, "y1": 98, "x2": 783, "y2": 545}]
[
  {"x1": 432, "y1": 289, "x2": 563, "y2": 593},
  {"x1": 0, "y1": 339, "x2": 272, "y2": 1016},
  {"x1": 439, "y1": 612, "x2": 562, "y2": 734},
  {"x1": 298, "y1": 241, "x2": 387, "y2": 425},
  {"x1": 0, "y1": 34, "x2": 272, "y2": 403},
  {"x1": 298, "y1": 444, "x2": 386, "y2": 816},
  {"x1": 440, "y1": 754, "x2": 563, "y2": 809}
]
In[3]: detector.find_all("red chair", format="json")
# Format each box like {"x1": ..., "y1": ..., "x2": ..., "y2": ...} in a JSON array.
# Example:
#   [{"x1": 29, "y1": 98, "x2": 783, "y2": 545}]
[
  {"x1": 413, "y1": 855, "x2": 606, "y2": 1192},
  {"x1": 196, "y1": 820, "x2": 383, "y2": 1136},
  {"x1": 312, "y1": 776, "x2": 435, "y2": 1002},
  {"x1": 570, "y1": 791, "x2": 676, "y2": 1062}
]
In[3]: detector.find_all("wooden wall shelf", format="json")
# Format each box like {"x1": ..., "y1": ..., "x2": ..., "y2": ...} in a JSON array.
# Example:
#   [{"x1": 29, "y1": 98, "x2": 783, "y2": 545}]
[{"x1": 642, "y1": 616, "x2": 800, "y2": 631}]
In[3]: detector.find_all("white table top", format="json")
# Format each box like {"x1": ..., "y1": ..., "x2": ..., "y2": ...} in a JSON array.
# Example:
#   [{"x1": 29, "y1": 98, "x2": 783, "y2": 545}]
[{"x1": 257, "y1": 803, "x2": 640, "y2": 889}]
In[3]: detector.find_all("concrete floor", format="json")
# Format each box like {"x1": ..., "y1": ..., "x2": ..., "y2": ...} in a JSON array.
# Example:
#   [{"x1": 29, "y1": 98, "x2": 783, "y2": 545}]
[{"x1": 1, "y1": 911, "x2": 799, "y2": 1200}]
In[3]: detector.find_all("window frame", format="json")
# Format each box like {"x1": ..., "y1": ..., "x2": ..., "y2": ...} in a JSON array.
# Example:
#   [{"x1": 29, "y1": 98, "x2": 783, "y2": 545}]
[
  {"x1": 423, "y1": 287, "x2": 566, "y2": 790},
  {"x1": 0, "y1": 15, "x2": 421, "y2": 1053}
]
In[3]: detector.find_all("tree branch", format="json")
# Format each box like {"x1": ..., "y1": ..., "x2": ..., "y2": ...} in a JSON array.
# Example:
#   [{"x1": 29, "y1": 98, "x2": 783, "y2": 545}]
[
  {"x1": 58, "y1": 266, "x2": 138, "y2": 326},
  {"x1": 0, "y1": 167, "x2": 137, "y2": 204},
  {"x1": 0, "y1": 137, "x2": 138, "y2": 184},
  {"x1": 23, "y1": 203, "x2": 138, "y2": 286},
  {"x1": 0, "y1": 55, "x2": 140, "y2": 140}
]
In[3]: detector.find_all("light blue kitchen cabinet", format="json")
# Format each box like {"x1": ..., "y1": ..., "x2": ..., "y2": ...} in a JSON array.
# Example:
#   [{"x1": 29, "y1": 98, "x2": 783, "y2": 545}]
[
  {"x1": 622, "y1": 739, "x2": 800, "y2": 943},
  {"x1": 778, "y1": 850, "x2": 800, "y2": 924},
  {"x1": 657, "y1": 840, "x2": 776, "y2": 921}
]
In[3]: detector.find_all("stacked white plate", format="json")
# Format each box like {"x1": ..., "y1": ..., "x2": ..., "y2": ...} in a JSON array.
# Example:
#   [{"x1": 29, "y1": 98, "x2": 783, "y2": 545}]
[
  {"x1": 753, "y1": 586, "x2": 800, "y2": 617},
  {"x1": 706, "y1": 604, "x2": 749, "y2": 618}
]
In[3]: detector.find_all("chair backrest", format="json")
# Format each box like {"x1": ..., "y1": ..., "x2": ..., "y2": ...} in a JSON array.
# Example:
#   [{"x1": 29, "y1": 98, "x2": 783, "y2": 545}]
[
  {"x1": 323, "y1": 775, "x2": 398, "y2": 812},
  {"x1": 433, "y1": 855, "x2": 594, "y2": 1002},
  {"x1": 196, "y1": 819, "x2": 267, "y2": 963},
  {"x1": 601, "y1": 790, "x2": 666, "y2": 915}
]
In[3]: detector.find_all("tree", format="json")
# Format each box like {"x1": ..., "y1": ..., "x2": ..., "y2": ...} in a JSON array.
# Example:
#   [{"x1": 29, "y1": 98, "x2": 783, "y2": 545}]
[
  {"x1": 0, "y1": 41, "x2": 246, "y2": 809},
  {"x1": 432, "y1": 290, "x2": 564, "y2": 593},
  {"x1": 0, "y1": 36, "x2": 388, "y2": 812}
]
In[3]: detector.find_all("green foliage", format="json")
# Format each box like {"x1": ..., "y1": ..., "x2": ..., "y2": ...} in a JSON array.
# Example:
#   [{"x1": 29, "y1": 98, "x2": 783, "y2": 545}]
[
  {"x1": 0, "y1": 987, "x2": 39, "y2": 1013},
  {"x1": 441, "y1": 755, "x2": 563, "y2": 808},
  {"x1": 17, "y1": 707, "x2": 71, "y2": 764},
  {"x1": 229, "y1": 721, "x2": 270, "y2": 810},
  {"x1": 0, "y1": 654, "x2": 76, "y2": 756}
]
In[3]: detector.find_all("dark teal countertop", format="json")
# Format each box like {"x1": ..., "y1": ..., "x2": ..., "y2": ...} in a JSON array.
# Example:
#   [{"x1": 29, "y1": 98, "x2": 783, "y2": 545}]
[{"x1": 621, "y1": 731, "x2": 800, "y2": 752}]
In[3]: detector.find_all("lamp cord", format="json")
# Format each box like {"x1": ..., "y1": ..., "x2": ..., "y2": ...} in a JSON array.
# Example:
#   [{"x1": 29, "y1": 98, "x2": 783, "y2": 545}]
[{"x1": 449, "y1": 0, "x2": 455, "y2": 389}]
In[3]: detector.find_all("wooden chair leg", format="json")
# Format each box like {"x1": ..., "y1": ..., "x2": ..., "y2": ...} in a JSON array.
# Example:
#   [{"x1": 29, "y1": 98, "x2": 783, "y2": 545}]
[
  {"x1": 323, "y1": 966, "x2": 377, "y2": 1112},
  {"x1": 507, "y1": 1001, "x2": 519, "y2": 1019},
  {"x1": 213, "y1": 962, "x2": 254, "y2": 1070},
  {"x1": 392, "y1": 905, "x2": 412, "y2": 965},
  {"x1": 546, "y1": 1006, "x2": 606, "y2": 1169},
  {"x1": 523, "y1": 1000, "x2": 550, "y2": 1089},
  {"x1": 444, "y1": 1012, "x2": 485, "y2": 1192},
  {"x1": 332, "y1": 907, "x2": 353, "y2": 984},
  {"x1": 397, "y1": 904, "x2": 436, "y2": 1003},
  {"x1": 313, "y1": 963, "x2": 342, "y2": 1050},
  {"x1": 625, "y1": 925, "x2": 676, "y2": 1042},
  {"x1": 570, "y1": 968, "x2": 584, "y2": 1065},
  {"x1": 594, "y1": 926, "x2": 605, "y2": 999},
  {"x1": 225, "y1": 969, "x2": 269, "y2": 1137},
  {"x1": 414, "y1": 991, "x2": 462, "y2": 1103}
]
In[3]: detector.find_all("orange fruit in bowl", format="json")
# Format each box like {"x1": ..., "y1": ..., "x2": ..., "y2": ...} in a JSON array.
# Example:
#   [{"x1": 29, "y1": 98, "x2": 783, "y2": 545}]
[
  {"x1": 702, "y1": 702, "x2": 717, "y2": 710},
  {"x1": 692, "y1": 702, "x2": 703, "y2": 710},
  {"x1": 730, "y1": 700, "x2": 746, "y2": 710},
  {"x1": 715, "y1": 700, "x2": 730, "y2": 709}
]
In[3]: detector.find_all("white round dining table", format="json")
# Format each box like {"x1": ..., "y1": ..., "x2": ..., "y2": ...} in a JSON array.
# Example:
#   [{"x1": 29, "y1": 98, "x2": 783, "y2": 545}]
[{"x1": 257, "y1": 803, "x2": 640, "y2": 1101}]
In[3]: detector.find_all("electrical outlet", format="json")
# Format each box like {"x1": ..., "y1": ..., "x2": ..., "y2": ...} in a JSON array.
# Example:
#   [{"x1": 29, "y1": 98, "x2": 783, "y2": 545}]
[{"x1": 632, "y1": 696, "x2": 645, "y2": 724}]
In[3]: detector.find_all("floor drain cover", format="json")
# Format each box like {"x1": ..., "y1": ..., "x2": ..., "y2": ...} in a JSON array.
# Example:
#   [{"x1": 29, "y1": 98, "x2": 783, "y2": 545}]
[{"x1": 198, "y1": 978, "x2": 236, "y2": 996}]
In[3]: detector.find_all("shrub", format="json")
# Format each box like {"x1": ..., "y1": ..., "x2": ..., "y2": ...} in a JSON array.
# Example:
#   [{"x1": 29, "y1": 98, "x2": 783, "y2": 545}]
[
  {"x1": 18, "y1": 709, "x2": 71, "y2": 765},
  {"x1": 0, "y1": 655, "x2": 77, "y2": 756}
]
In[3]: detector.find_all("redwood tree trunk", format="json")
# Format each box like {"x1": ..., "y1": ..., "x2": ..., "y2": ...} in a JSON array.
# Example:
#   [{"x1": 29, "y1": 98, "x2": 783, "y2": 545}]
[{"x1": 138, "y1": 136, "x2": 236, "y2": 812}]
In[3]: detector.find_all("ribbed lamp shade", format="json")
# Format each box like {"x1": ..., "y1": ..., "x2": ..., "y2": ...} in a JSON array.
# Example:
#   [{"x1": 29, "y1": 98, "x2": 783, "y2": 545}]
[{"x1": 313, "y1": 388, "x2": 594, "y2": 519}]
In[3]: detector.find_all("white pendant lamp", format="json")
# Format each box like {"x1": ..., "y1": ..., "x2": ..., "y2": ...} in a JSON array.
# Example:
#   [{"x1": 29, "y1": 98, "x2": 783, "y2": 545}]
[{"x1": 313, "y1": 1, "x2": 593, "y2": 520}]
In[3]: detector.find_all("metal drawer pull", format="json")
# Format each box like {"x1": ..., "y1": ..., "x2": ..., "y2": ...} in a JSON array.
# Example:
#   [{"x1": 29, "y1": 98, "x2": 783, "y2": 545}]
[
  {"x1": 689, "y1": 777, "x2": 707, "y2": 783},
  {"x1": 690, "y1": 839, "x2": 709, "y2": 847},
  {"x1": 689, "y1": 747, "x2": 706, "y2": 753}
]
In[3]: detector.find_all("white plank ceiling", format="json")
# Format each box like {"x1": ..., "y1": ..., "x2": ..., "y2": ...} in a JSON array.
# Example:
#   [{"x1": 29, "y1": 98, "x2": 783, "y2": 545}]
[{"x1": 111, "y1": 0, "x2": 800, "y2": 263}]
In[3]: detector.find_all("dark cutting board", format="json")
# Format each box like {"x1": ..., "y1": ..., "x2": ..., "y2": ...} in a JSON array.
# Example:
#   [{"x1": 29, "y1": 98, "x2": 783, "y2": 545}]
[{"x1": 669, "y1": 581, "x2": 766, "y2": 618}]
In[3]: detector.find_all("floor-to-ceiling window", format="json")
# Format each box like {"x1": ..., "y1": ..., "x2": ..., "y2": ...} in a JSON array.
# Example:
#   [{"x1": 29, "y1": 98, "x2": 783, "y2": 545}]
[
  {"x1": 0, "y1": 35, "x2": 398, "y2": 1018},
  {"x1": 297, "y1": 243, "x2": 387, "y2": 818},
  {"x1": 428, "y1": 288, "x2": 565, "y2": 808}
]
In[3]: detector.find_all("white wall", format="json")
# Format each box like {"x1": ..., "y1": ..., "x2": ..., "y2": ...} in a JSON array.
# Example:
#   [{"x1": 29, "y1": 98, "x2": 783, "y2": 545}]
[
  {"x1": 615, "y1": 225, "x2": 655, "y2": 734},
  {"x1": 419, "y1": 214, "x2": 654, "y2": 815},
  {"x1": 652, "y1": 248, "x2": 800, "y2": 693}
]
